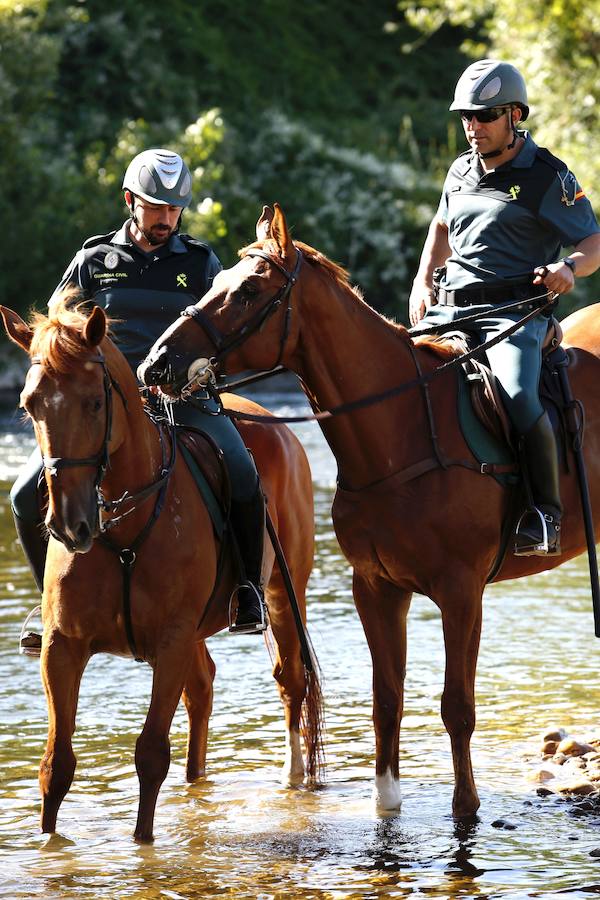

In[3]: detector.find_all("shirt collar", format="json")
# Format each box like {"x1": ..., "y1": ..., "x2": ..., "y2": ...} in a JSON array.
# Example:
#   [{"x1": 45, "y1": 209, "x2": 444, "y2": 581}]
[
  {"x1": 460, "y1": 130, "x2": 537, "y2": 176},
  {"x1": 509, "y1": 131, "x2": 537, "y2": 169},
  {"x1": 111, "y1": 220, "x2": 188, "y2": 254}
]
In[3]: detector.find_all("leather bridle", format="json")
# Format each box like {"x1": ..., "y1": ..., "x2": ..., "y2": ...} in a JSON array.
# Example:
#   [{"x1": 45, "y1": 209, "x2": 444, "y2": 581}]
[
  {"x1": 31, "y1": 353, "x2": 174, "y2": 533},
  {"x1": 34, "y1": 354, "x2": 118, "y2": 496},
  {"x1": 180, "y1": 247, "x2": 303, "y2": 374}
]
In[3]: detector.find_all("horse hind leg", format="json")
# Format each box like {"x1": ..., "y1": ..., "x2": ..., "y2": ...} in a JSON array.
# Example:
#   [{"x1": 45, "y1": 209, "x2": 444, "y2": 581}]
[
  {"x1": 269, "y1": 597, "x2": 308, "y2": 786},
  {"x1": 39, "y1": 632, "x2": 89, "y2": 834},
  {"x1": 182, "y1": 640, "x2": 216, "y2": 782},
  {"x1": 267, "y1": 577, "x2": 323, "y2": 788},
  {"x1": 353, "y1": 574, "x2": 411, "y2": 811}
]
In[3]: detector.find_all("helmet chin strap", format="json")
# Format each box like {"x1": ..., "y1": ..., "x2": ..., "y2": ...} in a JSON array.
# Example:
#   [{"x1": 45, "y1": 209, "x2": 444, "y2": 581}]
[{"x1": 479, "y1": 109, "x2": 520, "y2": 160}]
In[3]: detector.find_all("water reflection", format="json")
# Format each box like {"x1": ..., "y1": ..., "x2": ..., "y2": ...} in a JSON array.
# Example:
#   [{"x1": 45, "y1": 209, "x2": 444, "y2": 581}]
[{"x1": 2, "y1": 394, "x2": 600, "y2": 898}]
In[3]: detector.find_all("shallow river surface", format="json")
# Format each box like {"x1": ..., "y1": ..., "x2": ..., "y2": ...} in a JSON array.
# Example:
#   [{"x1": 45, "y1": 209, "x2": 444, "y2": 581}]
[{"x1": 1, "y1": 392, "x2": 600, "y2": 899}]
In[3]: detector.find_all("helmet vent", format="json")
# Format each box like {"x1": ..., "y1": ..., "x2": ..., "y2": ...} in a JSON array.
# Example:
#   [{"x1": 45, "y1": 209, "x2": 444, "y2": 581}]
[
  {"x1": 480, "y1": 76, "x2": 502, "y2": 102},
  {"x1": 138, "y1": 166, "x2": 158, "y2": 195},
  {"x1": 154, "y1": 153, "x2": 183, "y2": 189},
  {"x1": 179, "y1": 172, "x2": 192, "y2": 198}
]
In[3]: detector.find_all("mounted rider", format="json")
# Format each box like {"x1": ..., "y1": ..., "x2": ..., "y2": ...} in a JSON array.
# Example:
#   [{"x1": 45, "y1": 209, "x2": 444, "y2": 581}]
[
  {"x1": 409, "y1": 59, "x2": 600, "y2": 556},
  {"x1": 13, "y1": 149, "x2": 268, "y2": 653}
]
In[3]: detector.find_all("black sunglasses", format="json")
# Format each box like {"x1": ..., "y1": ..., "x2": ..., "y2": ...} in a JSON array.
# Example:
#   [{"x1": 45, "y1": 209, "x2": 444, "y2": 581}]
[{"x1": 459, "y1": 106, "x2": 511, "y2": 123}]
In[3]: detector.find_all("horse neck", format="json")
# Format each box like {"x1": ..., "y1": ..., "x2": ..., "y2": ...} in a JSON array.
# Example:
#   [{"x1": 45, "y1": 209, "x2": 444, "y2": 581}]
[{"x1": 288, "y1": 270, "x2": 430, "y2": 488}]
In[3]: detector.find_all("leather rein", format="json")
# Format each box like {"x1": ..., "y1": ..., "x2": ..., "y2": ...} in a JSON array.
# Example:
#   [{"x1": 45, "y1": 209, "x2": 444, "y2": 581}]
[{"x1": 178, "y1": 247, "x2": 554, "y2": 426}]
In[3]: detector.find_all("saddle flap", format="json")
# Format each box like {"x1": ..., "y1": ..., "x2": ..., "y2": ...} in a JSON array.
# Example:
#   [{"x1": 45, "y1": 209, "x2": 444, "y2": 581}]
[{"x1": 177, "y1": 428, "x2": 228, "y2": 538}]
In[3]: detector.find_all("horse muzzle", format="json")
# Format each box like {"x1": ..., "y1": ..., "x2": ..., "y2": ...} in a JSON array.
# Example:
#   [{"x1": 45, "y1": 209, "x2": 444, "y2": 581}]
[
  {"x1": 138, "y1": 345, "x2": 183, "y2": 390},
  {"x1": 138, "y1": 345, "x2": 217, "y2": 397},
  {"x1": 46, "y1": 493, "x2": 99, "y2": 553},
  {"x1": 46, "y1": 516, "x2": 95, "y2": 553}
]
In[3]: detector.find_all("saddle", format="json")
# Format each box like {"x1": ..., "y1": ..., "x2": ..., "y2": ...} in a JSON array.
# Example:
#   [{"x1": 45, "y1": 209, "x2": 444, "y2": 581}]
[
  {"x1": 176, "y1": 427, "x2": 229, "y2": 539},
  {"x1": 436, "y1": 317, "x2": 565, "y2": 460}
]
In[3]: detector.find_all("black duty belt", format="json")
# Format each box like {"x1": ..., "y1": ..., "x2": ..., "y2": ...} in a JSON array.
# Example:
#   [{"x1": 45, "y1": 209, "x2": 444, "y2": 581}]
[{"x1": 437, "y1": 281, "x2": 538, "y2": 307}]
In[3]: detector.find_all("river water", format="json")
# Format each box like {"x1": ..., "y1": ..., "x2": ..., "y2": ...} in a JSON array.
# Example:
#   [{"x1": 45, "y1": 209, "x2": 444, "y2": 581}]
[{"x1": 1, "y1": 392, "x2": 600, "y2": 899}]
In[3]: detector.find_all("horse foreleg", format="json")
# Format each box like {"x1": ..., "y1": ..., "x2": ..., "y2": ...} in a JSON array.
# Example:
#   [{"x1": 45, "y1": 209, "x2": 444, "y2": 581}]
[
  {"x1": 181, "y1": 640, "x2": 216, "y2": 782},
  {"x1": 438, "y1": 586, "x2": 482, "y2": 818},
  {"x1": 267, "y1": 583, "x2": 308, "y2": 787},
  {"x1": 39, "y1": 631, "x2": 89, "y2": 833},
  {"x1": 134, "y1": 645, "x2": 192, "y2": 843},
  {"x1": 353, "y1": 573, "x2": 411, "y2": 811}
]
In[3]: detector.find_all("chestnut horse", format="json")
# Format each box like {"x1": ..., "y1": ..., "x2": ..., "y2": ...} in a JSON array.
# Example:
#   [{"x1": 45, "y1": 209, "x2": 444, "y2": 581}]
[
  {"x1": 139, "y1": 203, "x2": 600, "y2": 819},
  {"x1": 0, "y1": 297, "x2": 322, "y2": 842}
]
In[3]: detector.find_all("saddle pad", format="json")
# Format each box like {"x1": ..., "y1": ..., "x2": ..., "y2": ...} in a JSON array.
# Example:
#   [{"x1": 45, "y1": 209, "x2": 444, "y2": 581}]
[
  {"x1": 177, "y1": 430, "x2": 226, "y2": 539},
  {"x1": 457, "y1": 371, "x2": 518, "y2": 487}
]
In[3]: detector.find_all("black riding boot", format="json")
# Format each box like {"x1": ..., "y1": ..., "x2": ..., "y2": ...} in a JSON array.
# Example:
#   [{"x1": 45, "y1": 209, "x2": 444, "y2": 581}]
[
  {"x1": 229, "y1": 488, "x2": 268, "y2": 635},
  {"x1": 13, "y1": 512, "x2": 48, "y2": 654},
  {"x1": 514, "y1": 411, "x2": 562, "y2": 556}
]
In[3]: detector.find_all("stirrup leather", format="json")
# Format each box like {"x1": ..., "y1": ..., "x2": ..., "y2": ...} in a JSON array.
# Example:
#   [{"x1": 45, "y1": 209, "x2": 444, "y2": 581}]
[{"x1": 228, "y1": 582, "x2": 268, "y2": 635}]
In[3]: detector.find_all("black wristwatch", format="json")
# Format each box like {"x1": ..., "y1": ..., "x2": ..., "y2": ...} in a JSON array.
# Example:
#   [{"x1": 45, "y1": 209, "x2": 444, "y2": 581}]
[{"x1": 562, "y1": 256, "x2": 577, "y2": 275}]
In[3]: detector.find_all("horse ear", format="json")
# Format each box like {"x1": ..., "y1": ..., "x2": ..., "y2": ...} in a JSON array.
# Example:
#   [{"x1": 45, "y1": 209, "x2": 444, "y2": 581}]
[
  {"x1": 271, "y1": 203, "x2": 294, "y2": 261},
  {"x1": 256, "y1": 206, "x2": 274, "y2": 241},
  {"x1": 83, "y1": 305, "x2": 107, "y2": 348},
  {"x1": 0, "y1": 305, "x2": 33, "y2": 353}
]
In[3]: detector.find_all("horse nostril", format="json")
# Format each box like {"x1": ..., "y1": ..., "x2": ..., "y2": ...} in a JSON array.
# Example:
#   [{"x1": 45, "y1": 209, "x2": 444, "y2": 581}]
[
  {"x1": 74, "y1": 521, "x2": 92, "y2": 547},
  {"x1": 137, "y1": 345, "x2": 168, "y2": 384}
]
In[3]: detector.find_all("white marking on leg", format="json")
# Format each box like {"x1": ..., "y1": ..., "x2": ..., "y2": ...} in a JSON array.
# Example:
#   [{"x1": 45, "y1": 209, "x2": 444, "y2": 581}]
[
  {"x1": 373, "y1": 769, "x2": 402, "y2": 810},
  {"x1": 281, "y1": 728, "x2": 304, "y2": 787}
]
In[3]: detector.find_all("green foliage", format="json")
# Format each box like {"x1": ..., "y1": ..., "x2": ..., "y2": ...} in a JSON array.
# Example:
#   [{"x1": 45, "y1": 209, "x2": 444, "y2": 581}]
[{"x1": 0, "y1": 0, "x2": 598, "y2": 327}]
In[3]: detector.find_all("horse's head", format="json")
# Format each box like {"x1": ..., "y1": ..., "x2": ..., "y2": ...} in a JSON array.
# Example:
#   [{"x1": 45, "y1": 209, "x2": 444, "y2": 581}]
[
  {"x1": 1, "y1": 299, "x2": 125, "y2": 552},
  {"x1": 139, "y1": 204, "x2": 303, "y2": 394}
]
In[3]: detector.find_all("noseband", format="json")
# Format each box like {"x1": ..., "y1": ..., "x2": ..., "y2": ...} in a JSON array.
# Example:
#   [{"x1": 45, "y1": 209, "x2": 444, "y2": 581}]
[{"x1": 180, "y1": 247, "x2": 303, "y2": 372}]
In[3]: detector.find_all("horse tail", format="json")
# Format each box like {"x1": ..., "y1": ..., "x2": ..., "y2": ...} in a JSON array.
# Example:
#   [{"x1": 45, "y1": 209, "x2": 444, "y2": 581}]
[{"x1": 301, "y1": 644, "x2": 326, "y2": 786}]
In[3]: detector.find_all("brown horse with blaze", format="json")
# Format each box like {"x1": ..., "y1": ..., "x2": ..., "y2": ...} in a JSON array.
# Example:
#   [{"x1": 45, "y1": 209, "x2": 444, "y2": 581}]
[
  {"x1": 0, "y1": 297, "x2": 322, "y2": 842},
  {"x1": 139, "y1": 203, "x2": 600, "y2": 819}
]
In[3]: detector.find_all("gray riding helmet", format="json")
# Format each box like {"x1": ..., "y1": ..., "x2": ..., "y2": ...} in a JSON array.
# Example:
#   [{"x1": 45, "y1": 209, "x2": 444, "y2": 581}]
[
  {"x1": 122, "y1": 149, "x2": 193, "y2": 207},
  {"x1": 449, "y1": 59, "x2": 529, "y2": 120}
]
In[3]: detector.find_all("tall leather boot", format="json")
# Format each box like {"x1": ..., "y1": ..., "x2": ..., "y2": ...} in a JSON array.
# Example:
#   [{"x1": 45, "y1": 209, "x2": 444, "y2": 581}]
[
  {"x1": 228, "y1": 487, "x2": 268, "y2": 634},
  {"x1": 514, "y1": 411, "x2": 562, "y2": 556},
  {"x1": 13, "y1": 512, "x2": 48, "y2": 654}
]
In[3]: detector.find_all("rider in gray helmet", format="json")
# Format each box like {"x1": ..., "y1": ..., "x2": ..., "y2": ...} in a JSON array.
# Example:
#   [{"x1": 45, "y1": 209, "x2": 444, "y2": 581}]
[
  {"x1": 122, "y1": 149, "x2": 193, "y2": 244},
  {"x1": 449, "y1": 59, "x2": 529, "y2": 160},
  {"x1": 409, "y1": 60, "x2": 600, "y2": 558},
  {"x1": 13, "y1": 148, "x2": 269, "y2": 655}
]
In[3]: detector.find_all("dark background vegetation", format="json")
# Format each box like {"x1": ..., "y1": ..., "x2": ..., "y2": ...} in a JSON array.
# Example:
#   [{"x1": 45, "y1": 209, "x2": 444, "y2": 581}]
[{"x1": 1, "y1": 0, "x2": 598, "y2": 339}]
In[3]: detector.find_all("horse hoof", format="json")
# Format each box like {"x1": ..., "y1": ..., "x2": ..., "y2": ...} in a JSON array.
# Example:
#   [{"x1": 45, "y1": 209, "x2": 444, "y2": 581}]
[
  {"x1": 281, "y1": 766, "x2": 305, "y2": 788},
  {"x1": 373, "y1": 771, "x2": 402, "y2": 811}
]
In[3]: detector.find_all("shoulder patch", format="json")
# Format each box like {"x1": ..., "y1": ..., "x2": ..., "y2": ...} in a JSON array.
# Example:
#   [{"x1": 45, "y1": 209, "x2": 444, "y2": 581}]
[
  {"x1": 178, "y1": 233, "x2": 211, "y2": 254},
  {"x1": 82, "y1": 231, "x2": 118, "y2": 249}
]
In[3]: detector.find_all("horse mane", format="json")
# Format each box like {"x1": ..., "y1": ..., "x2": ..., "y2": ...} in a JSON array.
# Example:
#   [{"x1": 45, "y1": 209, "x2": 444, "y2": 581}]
[
  {"x1": 412, "y1": 334, "x2": 461, "y2": 360},
  {"x1": 241, "y1": 238, "x2": 418, "y2": 342},
  {"x1": 28, "y1": 288, "x2": 103, "y2": 373}
]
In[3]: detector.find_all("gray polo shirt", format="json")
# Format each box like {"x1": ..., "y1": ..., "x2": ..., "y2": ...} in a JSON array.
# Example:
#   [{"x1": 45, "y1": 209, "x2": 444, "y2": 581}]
[{"x1": 437, "y1": 132, "x2": 600, "y2": 289}]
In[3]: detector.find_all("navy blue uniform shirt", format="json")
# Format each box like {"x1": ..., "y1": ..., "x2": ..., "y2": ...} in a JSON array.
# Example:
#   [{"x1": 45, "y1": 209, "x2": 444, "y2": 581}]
[
  {"x1": 437, "y1": 132, "x2": 600, "y2": 289},
  {"x1": 50, "y1": 220, "x2": 222, "y2": 374}
]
